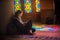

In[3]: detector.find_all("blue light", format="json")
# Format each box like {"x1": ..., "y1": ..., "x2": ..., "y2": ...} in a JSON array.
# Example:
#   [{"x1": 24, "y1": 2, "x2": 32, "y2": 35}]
[
  {"x1": 30, "y1": 10, "x2": 32, "y2": 12},
  {"x1": 14, "y1": 1, "x2": 16, "y2": 5},
  {"x1": 38, "y1": 4, "x2": 40, "y2": 8},
  {"x1": 35, "y1": 28, "x2": 40, "y2": 30},
  {"x1": 48, "y1": 28, "x2": 54, "y2": 31},
  {"x1": 24, "y1": 0, "x2": 26, "y2": 4}
]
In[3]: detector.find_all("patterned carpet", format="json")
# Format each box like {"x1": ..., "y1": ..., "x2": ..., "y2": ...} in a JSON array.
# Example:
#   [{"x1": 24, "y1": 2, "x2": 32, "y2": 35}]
[
  {"x1": 3, "y1": 35, "x2": 60, "y2": 40},
  {"x1": 1, "y1": 25, "x2": 60, "y2": 40},
  {"x1": 1, "y1": 31, "x2": 60, "y2": 40}
]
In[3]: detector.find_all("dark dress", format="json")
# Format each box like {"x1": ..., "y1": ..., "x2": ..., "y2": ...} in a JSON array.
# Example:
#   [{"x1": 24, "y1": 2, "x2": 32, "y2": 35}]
[{"x1": 7, "y1": 18, "x2": 35, "y2": 35}]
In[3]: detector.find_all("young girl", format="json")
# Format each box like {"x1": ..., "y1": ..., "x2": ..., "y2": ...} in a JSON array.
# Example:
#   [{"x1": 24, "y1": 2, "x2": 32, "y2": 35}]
[{"x1": 7, "y1": 10, "x2": 35, "y2": 35}]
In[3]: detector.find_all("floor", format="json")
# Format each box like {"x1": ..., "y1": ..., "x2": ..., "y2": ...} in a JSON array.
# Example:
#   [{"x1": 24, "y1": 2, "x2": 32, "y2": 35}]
[
  {"x1": 0, "y1": 23, "x2": 60, "y2": 40},
  {"x1": 1, "y1": 31, "x2": 60, "y2": 40}
]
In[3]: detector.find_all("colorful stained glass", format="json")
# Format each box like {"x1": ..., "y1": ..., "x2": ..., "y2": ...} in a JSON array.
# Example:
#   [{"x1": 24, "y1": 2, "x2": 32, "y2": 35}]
[
  {"x1": 36, "y1": 0, "x2": 40, "y2": 12},
  {"x1": 14, "y1": 0, "x2": 21, "y2": 12},
  {"x1": 24, "y1": 0, "x2": 32, "y2": 13}
]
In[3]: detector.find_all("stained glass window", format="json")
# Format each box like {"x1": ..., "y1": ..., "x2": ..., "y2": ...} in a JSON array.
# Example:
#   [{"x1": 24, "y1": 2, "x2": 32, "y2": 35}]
[
  {"x1": 14, "y1": 0, "x2": 21, "y2": 12},
  {"x1": 24, "y1": 0, "x2": 32, "y2": 13},
  {"x1": 36, "y1": 0, "x2": 40, "y2": 12}
]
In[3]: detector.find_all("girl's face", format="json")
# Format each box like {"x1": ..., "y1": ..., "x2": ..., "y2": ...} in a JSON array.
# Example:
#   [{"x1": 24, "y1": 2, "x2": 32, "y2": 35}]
[{"x1": 18, "y1": 12, "x2": 23, "y2": 18}]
